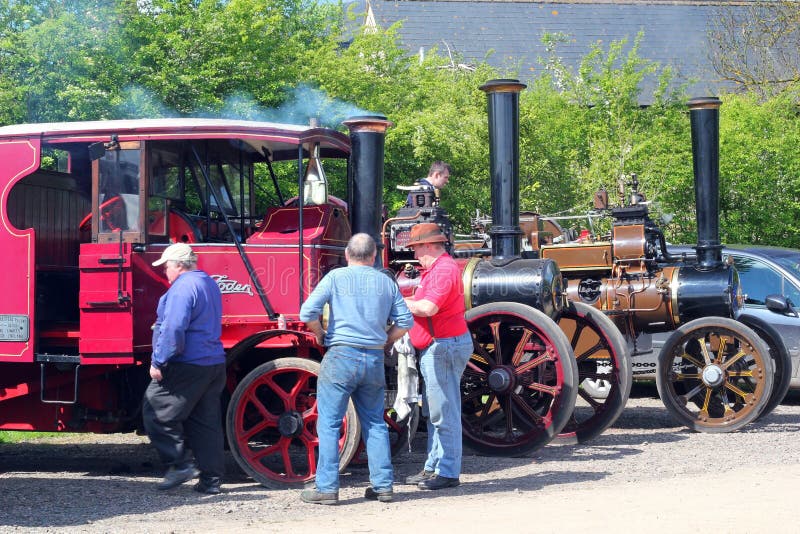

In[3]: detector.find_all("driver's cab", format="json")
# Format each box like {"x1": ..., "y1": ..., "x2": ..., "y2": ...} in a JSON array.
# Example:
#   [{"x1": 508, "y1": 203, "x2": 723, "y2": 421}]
[
  {"x1": 88, "y1": 139, "x2": 258, "y2": 246},
  {"x1": 76, "y1": 137, "x2": 265, "y2": 362}
]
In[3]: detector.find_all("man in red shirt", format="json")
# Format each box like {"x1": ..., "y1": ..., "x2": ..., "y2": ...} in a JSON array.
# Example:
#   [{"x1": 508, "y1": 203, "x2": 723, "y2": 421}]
[{"x1": 403, "y1": 223, "x2": 474, "y2": 490}]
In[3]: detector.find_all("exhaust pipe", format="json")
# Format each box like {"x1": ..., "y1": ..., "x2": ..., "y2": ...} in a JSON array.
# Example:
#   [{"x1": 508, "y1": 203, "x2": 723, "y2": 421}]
[
  {"x1": 479, "y1": 79, "x2": 527, "y2": 261},
  {"x1": 688, "y1": 97, "x2": 723, "y2": 270},
  {"x1": 343, "y1": 115, "x2": 393, "y2": 262}
]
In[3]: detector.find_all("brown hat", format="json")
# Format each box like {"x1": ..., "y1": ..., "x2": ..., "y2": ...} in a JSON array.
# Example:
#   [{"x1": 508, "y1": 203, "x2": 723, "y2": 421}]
[{"x1": 406, "y1": 223, "x2": 447, "y2": 247}]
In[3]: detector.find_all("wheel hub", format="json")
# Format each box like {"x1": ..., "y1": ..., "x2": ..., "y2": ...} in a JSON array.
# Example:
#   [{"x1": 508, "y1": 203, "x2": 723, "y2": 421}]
[
  {"x1": 278, "y1": 411, "x2": 305, "y2": 437},
  {"x1": 701, "y1": 364, "x2": 725, "y2": 387},
  {"x1": 488, "y1": 367, "x2": 514, "y2": 393}
]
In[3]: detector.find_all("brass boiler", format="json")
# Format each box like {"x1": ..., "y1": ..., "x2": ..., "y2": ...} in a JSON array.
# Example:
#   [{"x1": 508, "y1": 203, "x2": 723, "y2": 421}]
[{"x1": 543, "y1": 204, "x2": 742, "y2": 333}]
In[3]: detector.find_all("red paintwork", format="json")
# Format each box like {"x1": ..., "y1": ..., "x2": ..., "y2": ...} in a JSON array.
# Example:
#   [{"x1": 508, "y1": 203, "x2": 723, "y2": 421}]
[
  {"x1": 247, "y1": 204, "x2": 351, "y2": 305},
  {"x1": 0, "y1": 140, "x2": 40, "y2": 363}
]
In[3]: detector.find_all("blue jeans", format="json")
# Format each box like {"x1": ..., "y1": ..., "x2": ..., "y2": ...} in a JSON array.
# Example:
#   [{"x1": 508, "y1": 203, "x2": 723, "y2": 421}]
[
  {"x1": 419, "y1": 332, "x2": 473, "y2": 479},
  {"x1": 315, "y1": 345, "x2": 393, "y2": 493}
]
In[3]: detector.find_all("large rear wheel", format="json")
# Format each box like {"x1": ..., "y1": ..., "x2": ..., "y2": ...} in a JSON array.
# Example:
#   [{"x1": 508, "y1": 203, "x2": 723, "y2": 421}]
[
  {"x1": 462, "y1": 302, "x2": 578, "y2": 456},
  {"x1": 226, "y1": 358, "x2": 360, "y2": 488},
  {"x1": 556, "y1": 301, "x2": 632, "y2": 443},
  {"x1": 655, "y1": 317, "x2": 773, "y2": 432}
]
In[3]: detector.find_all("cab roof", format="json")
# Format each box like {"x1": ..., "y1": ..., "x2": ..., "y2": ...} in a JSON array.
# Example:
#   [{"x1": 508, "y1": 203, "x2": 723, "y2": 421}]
[{"x1": 0, "y1": 118, "x2": 352, "y2": 161}]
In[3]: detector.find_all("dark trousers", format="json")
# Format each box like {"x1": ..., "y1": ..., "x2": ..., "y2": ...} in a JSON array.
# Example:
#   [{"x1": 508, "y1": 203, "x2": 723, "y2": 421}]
[{"x1": 143, "y1": 362, "x2": 226, "y2": 482}]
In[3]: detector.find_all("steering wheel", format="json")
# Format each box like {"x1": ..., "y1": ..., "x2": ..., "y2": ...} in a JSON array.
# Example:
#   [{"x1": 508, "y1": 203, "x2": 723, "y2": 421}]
[{"x1": 79, "y1": 195, "x2": 125, "y2": 232}]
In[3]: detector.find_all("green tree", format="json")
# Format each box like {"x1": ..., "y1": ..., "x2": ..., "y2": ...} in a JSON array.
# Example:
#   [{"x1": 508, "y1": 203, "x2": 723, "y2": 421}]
[
  {"x1": 121, "y1": 0, "x2": 340, "y2": 115},
  {"x1": 536, "y1": 32, "x2": 695, "y2": 242},
  {"x1": 305, "y1": 20, "x2": 503, "y2": 229},
  {"x1": 718, "y1": 90, "x2": 800, "y2": 247},
  {"x1": 0, "y1": 0, "x2": 129, "y2": 123}
]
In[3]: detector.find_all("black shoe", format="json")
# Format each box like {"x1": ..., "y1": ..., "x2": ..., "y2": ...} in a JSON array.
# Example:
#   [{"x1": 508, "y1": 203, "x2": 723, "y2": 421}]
[
  {"x1": 193, "y1": 480, "x2": 222, "y2": 495},
  {"x1": 418, "y1": 475, "x2": 460, "y2": 491},
  {"x1": 157, "y1": 464, "x2": 200, "y2": 490},
  {"x1": 404, "y1": 469, "x2": 434, "y2": 485},
  {"x1": 364, "y1": 487, "x2": 393, "y2": 502},
  {"x1": 300, "y1": 488, "x2": 339, "y2": 505}
]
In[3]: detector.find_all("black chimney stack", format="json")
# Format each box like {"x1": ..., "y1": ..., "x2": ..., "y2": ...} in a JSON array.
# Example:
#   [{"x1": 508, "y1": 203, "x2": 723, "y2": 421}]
[
  {"x1": 688, "y1": 97, "x2": 723, "y2": 270},
  {"x1": 343, "y1": 115, "x2": 393, "y2": 264},
  {"x1": 480, "y1": 79, "x2": 527, "y2": 260}
]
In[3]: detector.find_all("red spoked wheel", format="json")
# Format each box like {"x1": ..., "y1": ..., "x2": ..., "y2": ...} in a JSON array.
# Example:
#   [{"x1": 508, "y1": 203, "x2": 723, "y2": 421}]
[
  {"x1": 226, "y1": 358, "x2": 361, "y2": 488},
  {"x1": 463, "y1": 302, "x2": 578, "y2": 456},
  {"x1": 556, "y1": 301, "x2": 632, "y2": 443}
]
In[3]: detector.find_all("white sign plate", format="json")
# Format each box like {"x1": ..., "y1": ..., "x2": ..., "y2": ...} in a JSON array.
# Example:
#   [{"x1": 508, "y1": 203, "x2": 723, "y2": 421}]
[{"x1": 0, "y1": 314, "x2": 29, "y2": 341}]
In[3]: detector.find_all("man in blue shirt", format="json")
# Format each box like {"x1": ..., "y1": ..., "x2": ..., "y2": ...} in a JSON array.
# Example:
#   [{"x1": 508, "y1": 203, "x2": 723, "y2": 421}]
[
  {"x1": 299, "y1": 233, "x2": 413, "y2": 505},
  {"x1": 143, "y1": 243, "x2": 226, "y2": 495}
]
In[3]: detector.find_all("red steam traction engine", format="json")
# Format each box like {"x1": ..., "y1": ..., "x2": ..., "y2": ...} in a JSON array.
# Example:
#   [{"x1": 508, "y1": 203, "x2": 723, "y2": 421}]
[{"x1": 0, "y1": 81, "x2": 593, "y2": 486}]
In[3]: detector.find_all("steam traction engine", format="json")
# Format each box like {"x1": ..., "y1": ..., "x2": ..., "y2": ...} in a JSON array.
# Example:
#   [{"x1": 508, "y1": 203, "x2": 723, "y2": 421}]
[
  {"x1": 386, "y1": 80, "x2": 632, "y2": 452},
  {"x1": 531, "y1": 97, "x2": 785, "y2": 432},
  {"x1": 0, "y1": 82, "x2": 772, "y2": 497}
]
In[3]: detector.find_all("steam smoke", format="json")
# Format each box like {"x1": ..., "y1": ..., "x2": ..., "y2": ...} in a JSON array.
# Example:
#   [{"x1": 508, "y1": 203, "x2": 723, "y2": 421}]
[
  {"x1": 114, "y1": 83, "x2": 375, "y2": 128},
  {"x1": 117, "y1": 85, "x2": 174, "y2": 118},
  {"x1": 213, "y1": 85, "x2": 376, "y2": 127}
]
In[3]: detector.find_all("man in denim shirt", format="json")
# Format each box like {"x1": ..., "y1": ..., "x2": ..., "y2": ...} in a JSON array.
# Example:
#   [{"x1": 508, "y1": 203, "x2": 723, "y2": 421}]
[
  {"x1": 299, "y1": 233, "x2": 413, "y2": 505},
  {"x1": 143, "y1": 243, "x2": 226, "y2": 495}
]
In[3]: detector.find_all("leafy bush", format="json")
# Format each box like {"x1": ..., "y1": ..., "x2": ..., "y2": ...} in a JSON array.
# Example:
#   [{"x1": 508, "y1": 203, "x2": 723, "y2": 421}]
[{"x1": 0, "y1": 1, "x2": 798, "y2": 246}]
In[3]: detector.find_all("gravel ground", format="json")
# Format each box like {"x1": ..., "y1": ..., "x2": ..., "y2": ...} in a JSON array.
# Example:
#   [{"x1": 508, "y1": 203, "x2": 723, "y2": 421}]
[{"x1": 2, "y1": 386, "x2": 799, "y2": 533}]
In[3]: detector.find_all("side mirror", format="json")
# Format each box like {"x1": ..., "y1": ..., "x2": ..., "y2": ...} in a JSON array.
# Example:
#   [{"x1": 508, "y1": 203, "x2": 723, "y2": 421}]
[
  {"x1": 88, "y1": 142, "x2": 106, "y2": 161},
  {"x1": 88, "y1": 135, "x2": 120, "y2": 161},
  {"x1": 765, "y1": 293, "x2": 797, "y2": 316}
]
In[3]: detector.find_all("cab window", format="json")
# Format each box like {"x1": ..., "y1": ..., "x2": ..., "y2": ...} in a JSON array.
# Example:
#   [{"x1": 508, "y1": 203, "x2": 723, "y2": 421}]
[{"x1": 93, "y1": 142, "x2": 144, "y2": 244}]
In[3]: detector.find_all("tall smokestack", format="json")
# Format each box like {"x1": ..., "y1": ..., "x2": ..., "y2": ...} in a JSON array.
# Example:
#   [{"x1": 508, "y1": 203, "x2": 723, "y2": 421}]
[
  {"x1": 480, "y1": 79, "x2": 527, "y2": 260},
  {"x1": 688, "y1": 97, "x2": 723, "y2": 270},
  {"x1": 342, "y1": 115, "x2": 393, "y2": 263}
]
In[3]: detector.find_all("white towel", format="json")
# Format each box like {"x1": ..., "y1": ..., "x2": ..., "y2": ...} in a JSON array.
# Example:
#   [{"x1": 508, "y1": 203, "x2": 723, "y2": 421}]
[{"x1": 392, "y1": 333, "x2": 419, "y2": 421}]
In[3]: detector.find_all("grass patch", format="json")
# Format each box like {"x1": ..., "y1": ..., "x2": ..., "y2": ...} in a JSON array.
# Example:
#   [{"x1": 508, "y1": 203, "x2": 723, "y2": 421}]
[{"x1": 0, "y1": 431, "x2": 62, "y2": 443}]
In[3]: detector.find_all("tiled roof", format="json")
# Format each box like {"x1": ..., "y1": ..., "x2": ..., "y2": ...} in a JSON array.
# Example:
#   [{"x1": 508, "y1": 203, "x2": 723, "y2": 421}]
[{"x1": 357, "y1": 0, "x2": 747, "y2": 101}]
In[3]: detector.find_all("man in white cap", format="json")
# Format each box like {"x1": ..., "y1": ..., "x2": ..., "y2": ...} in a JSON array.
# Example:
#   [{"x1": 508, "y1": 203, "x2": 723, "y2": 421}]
[{"x1": 143, "y1": 243, "x2": 226, "y2": 494}]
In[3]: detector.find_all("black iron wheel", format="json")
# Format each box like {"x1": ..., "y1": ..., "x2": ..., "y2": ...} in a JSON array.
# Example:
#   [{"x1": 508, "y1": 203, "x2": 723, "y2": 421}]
[
  {"x1": 655, "y1": 317, "x2": 773, "y2": 433},
  {"x1": 463, "y1": 302, "x2": 578, "y2": 456},
  {"x1": 556, "y1": 301, "x2": 632, "y2": 443}
]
